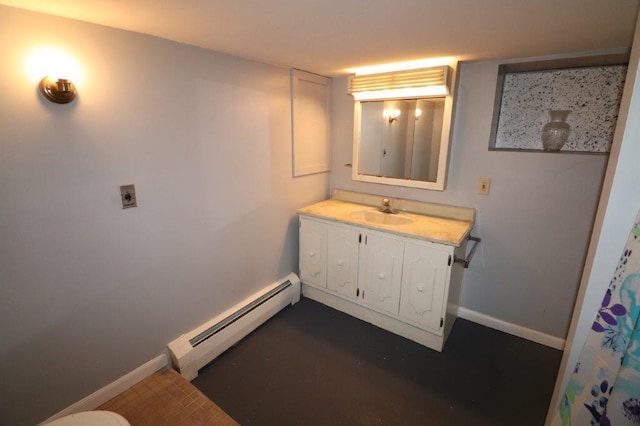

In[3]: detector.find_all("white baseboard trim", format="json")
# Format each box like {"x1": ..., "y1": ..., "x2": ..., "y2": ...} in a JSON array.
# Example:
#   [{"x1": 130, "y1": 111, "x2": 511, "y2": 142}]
[
  {"x1": 457, "y1": 307, "x2": 565, "y2": 350},
  {"x1": 40, "y1": 353, "x2": 169, "y2": 424}
]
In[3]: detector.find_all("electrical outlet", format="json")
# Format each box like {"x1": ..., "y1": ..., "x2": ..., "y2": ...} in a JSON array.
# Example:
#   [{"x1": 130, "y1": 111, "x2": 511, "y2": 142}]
[
  {"x1": 477, "y1": 178, "x2": 490, "y2": 195},
  {"x1": 120, "y1": 184, "x2": 137, "y2": 209}
]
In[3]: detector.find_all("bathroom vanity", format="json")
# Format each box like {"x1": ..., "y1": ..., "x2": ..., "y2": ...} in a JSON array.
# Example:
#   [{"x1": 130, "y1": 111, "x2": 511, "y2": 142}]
[{"x1": 298, "y1": 190, "x2": 476, "y2": 351}]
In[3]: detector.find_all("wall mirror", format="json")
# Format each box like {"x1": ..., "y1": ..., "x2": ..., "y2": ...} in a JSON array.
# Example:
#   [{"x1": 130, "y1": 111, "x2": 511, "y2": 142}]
[
  {"x1": 352, "y1": 97, "x2": 451, "y2": 191},
  {"x1": 352, "y1": 95, "x2": 454, "y2": 190}
]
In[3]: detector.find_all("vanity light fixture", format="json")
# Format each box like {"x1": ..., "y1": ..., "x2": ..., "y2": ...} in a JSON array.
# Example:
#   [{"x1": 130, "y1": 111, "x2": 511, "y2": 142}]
[
  {"x1": 39, "y1": 76, "x2": 77, "y2": 104},
  {"x1": 348, "y1": 65, "x2": 450, "y2": 101}
]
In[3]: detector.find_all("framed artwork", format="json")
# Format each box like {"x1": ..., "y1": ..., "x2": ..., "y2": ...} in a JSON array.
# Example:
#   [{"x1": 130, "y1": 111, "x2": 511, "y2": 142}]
[{"x1": 489, "y1": 55, "x2": 627, "y2": 153}]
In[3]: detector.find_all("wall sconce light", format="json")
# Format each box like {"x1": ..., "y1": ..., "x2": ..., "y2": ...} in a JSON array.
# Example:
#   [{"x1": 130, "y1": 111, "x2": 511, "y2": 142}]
[
  {"x1": 39, "y1": 76, "x2": 77, "y2": 104},
  {"x1": 26, "y1": 48, "x2": 82, "y2": 104},
  {"x1": 415, "y1": 108, "x2": 422, "y2": 120},
  {"x1": 383, "y1": 108, "x2": 401, "y2": 123},
  {"x1": 348, "y1": 65, "x2": 451, "y2": 101}
]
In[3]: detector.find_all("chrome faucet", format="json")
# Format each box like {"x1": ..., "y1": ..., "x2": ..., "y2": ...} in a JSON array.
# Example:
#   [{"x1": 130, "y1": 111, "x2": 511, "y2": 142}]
[{"x1": 379, "y1": 198, "x2": 396, "y2": 214}]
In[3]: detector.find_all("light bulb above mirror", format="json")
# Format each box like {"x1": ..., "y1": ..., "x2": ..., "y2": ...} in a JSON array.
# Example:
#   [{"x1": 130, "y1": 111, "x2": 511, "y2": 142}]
[{"x1": 349, "y1": 65, "x2": 450, "y2": 101}]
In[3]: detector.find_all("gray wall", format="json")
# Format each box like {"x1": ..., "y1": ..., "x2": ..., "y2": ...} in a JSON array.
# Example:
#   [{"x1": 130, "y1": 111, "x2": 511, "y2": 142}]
[
  {"x1": 331, "y1": 61, "x2": 609, "y2": 340},
  {"x1": 0, "y1": 6, "x2": 328, "y2": 424}
]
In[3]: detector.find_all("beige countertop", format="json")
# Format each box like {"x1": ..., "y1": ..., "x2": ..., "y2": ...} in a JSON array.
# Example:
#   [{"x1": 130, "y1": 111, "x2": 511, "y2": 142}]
[{"x1": 298, "y1": 199, "x2": 474, "y2": 247}]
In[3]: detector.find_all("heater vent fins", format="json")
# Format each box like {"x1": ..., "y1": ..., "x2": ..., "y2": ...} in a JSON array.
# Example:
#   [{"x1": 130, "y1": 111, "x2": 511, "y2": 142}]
[{"x1": 189, "y1": 280, "x2": 292, "y2": 347}]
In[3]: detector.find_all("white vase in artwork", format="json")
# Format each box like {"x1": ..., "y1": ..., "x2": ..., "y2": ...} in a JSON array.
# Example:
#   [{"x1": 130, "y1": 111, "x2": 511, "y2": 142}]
[{"x1": 541, "y1": 110, "x2": 571, "y2": 151}]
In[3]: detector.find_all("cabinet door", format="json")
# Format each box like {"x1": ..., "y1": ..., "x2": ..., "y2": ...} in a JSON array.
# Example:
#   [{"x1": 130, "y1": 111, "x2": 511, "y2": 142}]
[
  {"x1": 292, "y1": 70, "x2": 331, "y2": 177},
  {"x1": 359, "y1": 233, "x2": 404, "y2": 315},
  {"x1": 400, "y1": 242, "x2": 450, "y2": 333},
  {"x1": 327, "y1": 226, "x2": 359, "y2": 299},
  {"x1": 299, "y1": 218, "x2": 327, "y2": 288}
]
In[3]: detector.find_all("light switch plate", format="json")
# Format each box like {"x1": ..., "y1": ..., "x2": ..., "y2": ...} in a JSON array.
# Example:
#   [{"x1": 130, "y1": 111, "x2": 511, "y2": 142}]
[
  {"x1": 477, "y1": 177, "x2": 490, "y2": 195},
  {"x1": 120, "y1": 184, "x2": 137, "y2": 209}
]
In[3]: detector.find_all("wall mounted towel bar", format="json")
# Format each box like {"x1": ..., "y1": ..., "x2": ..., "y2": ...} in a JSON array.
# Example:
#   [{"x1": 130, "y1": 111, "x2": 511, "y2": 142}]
[{"x1": 454, "y1": 236, "x2": 481, "y2": 269}]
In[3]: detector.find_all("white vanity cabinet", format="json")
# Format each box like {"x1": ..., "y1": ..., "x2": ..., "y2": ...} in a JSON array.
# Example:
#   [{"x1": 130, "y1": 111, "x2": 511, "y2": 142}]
[
  {"x1": 299, "y1": 214, "x2": 464, "y2": 352},
  {"x1": 327, "y1": 225, "x2": 359, "y2": 299},
  {"x1": 299, "y1": 217, "x2": 327, "y2": 288},
  {"x1": 359, "y1": 232, "x2": 404, "y2": 316},
  {"x1": 400, "y1": 242, "x2": 452, "y2": 334}
]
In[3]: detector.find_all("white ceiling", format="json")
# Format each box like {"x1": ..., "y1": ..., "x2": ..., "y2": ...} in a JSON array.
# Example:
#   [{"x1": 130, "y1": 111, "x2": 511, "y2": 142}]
[{"x1": 2, "y1": 0, "x2": 639, "y2": 76}]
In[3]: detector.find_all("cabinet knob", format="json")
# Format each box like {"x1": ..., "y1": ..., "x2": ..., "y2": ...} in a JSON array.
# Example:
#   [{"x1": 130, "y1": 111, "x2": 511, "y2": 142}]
[
  {"x1": 309, "y1": 251, "x2": 316, "y2": 258},
  {"x1": 337, "y1": 259, "x2": 344, "y2": 266},
  {"x1": 377, "y1": 272, "x2": 386, "y2": 280},
  {"x1": 417, "y1": 285, "x2": 424, "y2": 292}
]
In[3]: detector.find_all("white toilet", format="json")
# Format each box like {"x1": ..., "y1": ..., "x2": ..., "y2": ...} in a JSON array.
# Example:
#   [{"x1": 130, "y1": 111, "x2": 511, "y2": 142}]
[{"x1": 46, "y1": 410, "x2": 130, "y2": 426}]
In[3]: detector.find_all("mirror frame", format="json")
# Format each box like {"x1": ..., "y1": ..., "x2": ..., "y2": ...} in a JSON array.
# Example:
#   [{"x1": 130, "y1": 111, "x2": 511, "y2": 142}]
[{"x1": 351, "y1": 85, "x2": 456, "y2": 191}]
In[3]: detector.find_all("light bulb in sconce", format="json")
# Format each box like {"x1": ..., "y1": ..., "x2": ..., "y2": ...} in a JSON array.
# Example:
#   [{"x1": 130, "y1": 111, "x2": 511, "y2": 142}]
[
  {"x1": 383, "y1": 108, "x2": 401, "y2": 123},
  {"x1": 39, "y1": 77, "x2": 77, "y2": 104},
  {"x1": 415, "y1": 108, "x2": 422, "y2": 120},
  {"x1": 26, "y1": 47, "x2": 81, "y2": 104}
]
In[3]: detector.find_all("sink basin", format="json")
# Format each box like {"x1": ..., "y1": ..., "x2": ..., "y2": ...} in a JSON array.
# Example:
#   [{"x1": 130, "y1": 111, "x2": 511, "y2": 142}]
[{"x1": 349, "y1": 210, "x2": 414, "y2": 226}]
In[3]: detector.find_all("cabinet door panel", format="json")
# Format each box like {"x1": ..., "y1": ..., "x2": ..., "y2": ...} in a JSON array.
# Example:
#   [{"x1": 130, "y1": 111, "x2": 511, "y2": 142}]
[
  {"x1": 327, "y1": 226, "x2": 359, "y2": 298},
  {"x1": 360, "y1": 233, "x2": 403, "y2": 315},
  {"x1": 400, "y1": 242, "x2": 450, "y2": 333},
  {"x1": 299, "y1": 218, "x2": 327, "y2": 288}
]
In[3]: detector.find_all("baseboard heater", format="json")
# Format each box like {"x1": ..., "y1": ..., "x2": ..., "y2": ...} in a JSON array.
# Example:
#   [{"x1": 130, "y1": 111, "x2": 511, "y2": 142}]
[{"x1": 168, "y1": 273, "x2": 301, "y2": 380}]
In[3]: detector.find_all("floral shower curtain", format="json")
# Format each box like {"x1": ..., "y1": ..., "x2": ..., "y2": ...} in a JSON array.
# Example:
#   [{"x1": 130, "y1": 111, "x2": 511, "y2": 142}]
[{"x1": 553, "y1": 211, "x2": 640, "y2": 425}]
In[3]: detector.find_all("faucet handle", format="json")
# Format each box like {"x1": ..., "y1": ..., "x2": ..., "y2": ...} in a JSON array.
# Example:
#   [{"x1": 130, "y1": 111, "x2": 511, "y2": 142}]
[{"x1": 382, "y1": 198, "x2": 390, "y2": 207}]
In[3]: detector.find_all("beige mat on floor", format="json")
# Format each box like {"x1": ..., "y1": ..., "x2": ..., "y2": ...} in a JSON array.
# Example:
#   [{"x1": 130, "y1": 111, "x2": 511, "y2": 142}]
[{"x1": 98, "y1": 367, "x2": 238, "y2": 425}]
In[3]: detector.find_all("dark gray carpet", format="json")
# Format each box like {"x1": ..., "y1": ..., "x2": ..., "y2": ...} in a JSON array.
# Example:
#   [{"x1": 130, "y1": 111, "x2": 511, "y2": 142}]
[{"x1": 193, "y1": 297, "x2": 561, "y2": 426}]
